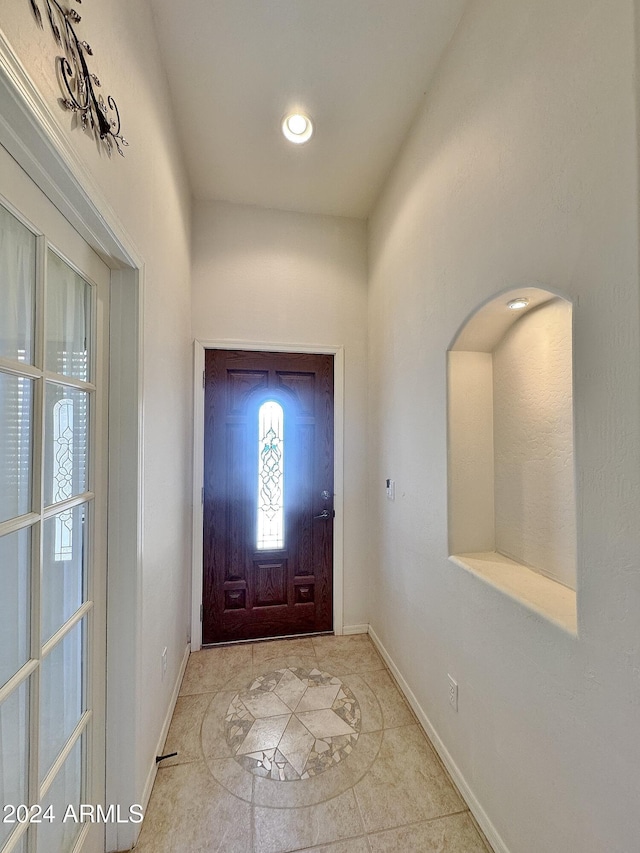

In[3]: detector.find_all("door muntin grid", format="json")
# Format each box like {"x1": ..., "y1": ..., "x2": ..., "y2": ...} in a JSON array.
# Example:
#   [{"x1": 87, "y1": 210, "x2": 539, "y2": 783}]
[{"x1": 0, "y1": 198, "x2": 103, "y2": 853}]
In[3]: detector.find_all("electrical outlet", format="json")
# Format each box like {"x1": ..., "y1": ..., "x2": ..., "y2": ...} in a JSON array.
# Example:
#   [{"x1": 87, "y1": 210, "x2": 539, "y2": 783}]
[
  {"x1": 386, "y1": 478, "x2": 395, "y2": 501},
  {"x1": 448, "y1": 674, "x2": 458, "y2": 711},
  {"x1": 162, "y1": 647, "x2": 168, "y2": 680}
]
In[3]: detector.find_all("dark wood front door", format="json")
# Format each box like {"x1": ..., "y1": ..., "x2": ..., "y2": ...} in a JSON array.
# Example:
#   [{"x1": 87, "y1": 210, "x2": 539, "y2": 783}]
[{"x1": 203, "y1": 349, "x2": 334, "y2": 644}]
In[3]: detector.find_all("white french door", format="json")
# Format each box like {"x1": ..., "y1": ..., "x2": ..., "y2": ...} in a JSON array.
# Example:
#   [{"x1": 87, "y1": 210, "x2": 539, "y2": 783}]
[{"x1": 0, "y1": 145, "x2": 108, "y2": 853}]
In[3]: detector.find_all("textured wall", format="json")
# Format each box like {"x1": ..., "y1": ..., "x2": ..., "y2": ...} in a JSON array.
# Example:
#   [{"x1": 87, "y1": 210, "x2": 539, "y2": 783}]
[
  {"x1": 192, "y1": 200, "x2": 369, "y2": 629},
  {"x1": 493, "y1": 299, "x2": 576, "y2": 587},
  {"x1": 368, "y1": 0, "x2": 640, "y2": 851}
]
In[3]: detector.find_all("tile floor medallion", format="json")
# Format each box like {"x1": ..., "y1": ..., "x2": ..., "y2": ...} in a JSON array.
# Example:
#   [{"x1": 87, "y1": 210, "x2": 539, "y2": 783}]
[
  {"x1": 139, "y1": 637, "x2": 494, "y2": 852},
  {"x1": 225, "y1": 667, "x2": 361, "y2": 781}
]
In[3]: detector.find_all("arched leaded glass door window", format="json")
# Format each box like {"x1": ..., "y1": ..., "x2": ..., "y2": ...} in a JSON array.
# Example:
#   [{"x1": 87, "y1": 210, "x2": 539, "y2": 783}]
[{"x1": 257, "y1": 400, "x2": 284, "y2": 550}]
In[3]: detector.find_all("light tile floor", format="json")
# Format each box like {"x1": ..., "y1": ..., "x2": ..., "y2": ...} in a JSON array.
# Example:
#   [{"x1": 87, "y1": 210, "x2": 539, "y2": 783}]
[{"x1": 134, "y1": 635, "x2": 493, "y2": 853}]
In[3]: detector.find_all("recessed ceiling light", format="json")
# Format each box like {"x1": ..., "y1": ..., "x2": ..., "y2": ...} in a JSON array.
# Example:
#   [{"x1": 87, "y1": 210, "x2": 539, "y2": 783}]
[
  {"x1": 507, "y1": 297, "x2": 529, "y2": 311},
  {"x1": 282, "y1": 112, "x2": 313, "y2": 144}
]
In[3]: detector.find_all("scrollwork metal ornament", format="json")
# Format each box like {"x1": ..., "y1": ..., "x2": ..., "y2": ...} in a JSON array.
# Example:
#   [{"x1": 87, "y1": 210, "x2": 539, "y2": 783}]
[{"x1": 29, "y1": 0, "x2": 128, "y2": 155}]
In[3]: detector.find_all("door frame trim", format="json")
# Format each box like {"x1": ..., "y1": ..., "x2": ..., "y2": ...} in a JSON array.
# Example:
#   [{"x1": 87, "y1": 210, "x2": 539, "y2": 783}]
[{"x1": 192, "y1": 338, "x2": 345, "y2": 649}]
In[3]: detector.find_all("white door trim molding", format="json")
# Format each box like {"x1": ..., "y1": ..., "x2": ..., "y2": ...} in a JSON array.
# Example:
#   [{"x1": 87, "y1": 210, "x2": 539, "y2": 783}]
[
  {"x1": 192, "y1": 338, "x2": 345, "y2": 650},
  {"x1": 0, "y1": 31, "x2": 145, "y2": 853}
]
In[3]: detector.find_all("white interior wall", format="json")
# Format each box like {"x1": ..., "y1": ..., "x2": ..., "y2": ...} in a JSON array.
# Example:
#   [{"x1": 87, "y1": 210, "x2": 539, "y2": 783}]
[
  {"x1": 0, "y1": 0, "x2": 193, "y2": 831},
  {"x1": 191, "y1": 200, "x2": 369, "y2": 630},
  {"x1": 368, "y1": 1, "x2": 640, "y2": 851},
  {"x1": 493, "y1": 299, "x2": 576, "y2": 587},
  {"x1": 447, "y1": 351, "x2": 495, "y2": 555}
]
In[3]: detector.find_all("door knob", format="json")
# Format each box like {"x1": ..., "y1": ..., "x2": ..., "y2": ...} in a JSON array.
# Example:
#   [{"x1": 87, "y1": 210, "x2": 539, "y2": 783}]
[{"x1": 313, "y1": 509, "x2": 334, "y2": 520}]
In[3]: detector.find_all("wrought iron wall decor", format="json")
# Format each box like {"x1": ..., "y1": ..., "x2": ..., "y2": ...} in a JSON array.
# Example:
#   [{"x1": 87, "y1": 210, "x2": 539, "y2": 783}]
[{"x1": 29, "y1": 0, "x2": 128, "y2": 155}]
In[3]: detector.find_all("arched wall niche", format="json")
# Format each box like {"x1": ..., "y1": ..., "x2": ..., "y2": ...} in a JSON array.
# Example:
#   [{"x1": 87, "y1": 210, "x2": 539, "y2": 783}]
[{"x1": 447, "y1": 286, "x2": 578, "y2": 632}]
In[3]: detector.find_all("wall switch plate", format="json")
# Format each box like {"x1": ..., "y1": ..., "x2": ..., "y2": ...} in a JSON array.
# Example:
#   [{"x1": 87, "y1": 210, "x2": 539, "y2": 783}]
[
  {"x1": 386, "y1": 478, "x2": 395, "y2": 500},
  {"x1": 162, "y1": 647, "x2": 168, "y2": 680},
  {"x1": 448, "y1": 674, "x2": 458, "y2": 711}
]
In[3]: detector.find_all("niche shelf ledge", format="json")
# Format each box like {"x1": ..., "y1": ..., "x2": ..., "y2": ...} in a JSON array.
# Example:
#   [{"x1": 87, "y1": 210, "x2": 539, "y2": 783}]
[{"x1": 450, "y1": 551, "x2": 577, "y2": 635}]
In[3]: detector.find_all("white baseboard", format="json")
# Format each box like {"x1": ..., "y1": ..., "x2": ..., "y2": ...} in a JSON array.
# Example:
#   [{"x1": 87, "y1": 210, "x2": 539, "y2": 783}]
[
  {"x1": 368, "y1": 626, "x2": 509, "y2": 853},
  {"x1": 342, "y1": 623, "x2": 370, "y2": 635},
  {"x1": 136, "y1": 644, "x2": 191, "y2": 844}
]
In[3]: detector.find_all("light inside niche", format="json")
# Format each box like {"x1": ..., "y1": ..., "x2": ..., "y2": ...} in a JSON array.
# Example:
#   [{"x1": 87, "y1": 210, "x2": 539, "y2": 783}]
[{"x1": 507, "y1": 297, "x2": 529, "y2": 311}]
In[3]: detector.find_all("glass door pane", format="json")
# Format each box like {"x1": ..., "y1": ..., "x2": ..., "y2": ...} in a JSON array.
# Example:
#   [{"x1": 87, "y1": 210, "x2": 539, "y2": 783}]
[
  {"x1": 0, "y1": 205, "x2": 36, "y2": 365},
  {"x1": 0, "y1": 528, "x2": 31, "y2": 688},
  {"x1": 42, "y1": 505, "x2": 87, "y2": 644},
  {"x1": 0, "y1": 680, "x2": 29, "y2": 850},
  {"x1": 0, "y1": 373, "x2": 33, "y2": 523},
  {"x1": 46, "y1": 250, "x2": 91, "y2": 381},
  {"x1": 39, "y1": 606, "x2": 85, "y2": 784},
  {"x1": 38, "y1": 738, "x2": 83, "y2": 853},
  {"x1": 44, "y1": 384, "x2": 89, "y2": 507}
]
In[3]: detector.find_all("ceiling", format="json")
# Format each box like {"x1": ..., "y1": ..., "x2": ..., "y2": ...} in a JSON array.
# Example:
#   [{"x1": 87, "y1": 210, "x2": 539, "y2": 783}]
[{"x1": 149, "y1": 0, "x2": 467, "y2": 219}]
